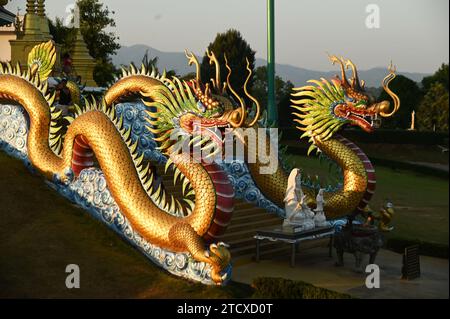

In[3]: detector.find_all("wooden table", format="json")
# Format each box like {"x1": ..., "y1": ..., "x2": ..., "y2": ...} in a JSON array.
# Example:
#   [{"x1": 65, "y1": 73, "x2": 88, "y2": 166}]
[{"x1": 254, "y1": 225, "x2": 335, "y2": 267}]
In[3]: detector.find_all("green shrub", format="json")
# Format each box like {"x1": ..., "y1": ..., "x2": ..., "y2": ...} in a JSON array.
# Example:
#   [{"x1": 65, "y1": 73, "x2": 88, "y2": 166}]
[
  {"x1": 251, "y1": 277, "x2": 352, "y2": 299},
  {"x1": 385, "y1": 237, "x2": 449, "y2": 259},
  {"x1": 282, "y1": 143, "x2": 448, "y2": 178},
  {"x1": 280, "y1": 128, "x2": 449, "y2": 146}
]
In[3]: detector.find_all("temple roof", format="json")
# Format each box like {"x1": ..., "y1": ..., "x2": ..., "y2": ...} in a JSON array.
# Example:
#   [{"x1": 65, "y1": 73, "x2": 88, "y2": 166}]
[{"x1": 0, "y1": 5, "x2": 15, "y2": 27}]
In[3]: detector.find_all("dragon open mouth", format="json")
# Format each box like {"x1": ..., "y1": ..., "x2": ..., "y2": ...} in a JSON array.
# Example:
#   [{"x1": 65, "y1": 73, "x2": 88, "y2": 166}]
[
  {"x1": 334, "y1": 104, "x2": 377, "y2": 133},
  {"x1": 346, "y1": 112, "x2": 377, "y2": 132}
]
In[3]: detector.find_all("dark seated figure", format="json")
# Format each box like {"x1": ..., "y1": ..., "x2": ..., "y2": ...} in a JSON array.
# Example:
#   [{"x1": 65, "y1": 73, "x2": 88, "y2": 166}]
[{"x1": 57, "y1": 78, "x2": 72, "y2": 106}]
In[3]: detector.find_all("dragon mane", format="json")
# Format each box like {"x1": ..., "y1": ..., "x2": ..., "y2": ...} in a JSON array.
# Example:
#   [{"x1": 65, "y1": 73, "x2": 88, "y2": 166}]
[{"x1": 291, "y1": 78, "x2": 348, "y2": 155}]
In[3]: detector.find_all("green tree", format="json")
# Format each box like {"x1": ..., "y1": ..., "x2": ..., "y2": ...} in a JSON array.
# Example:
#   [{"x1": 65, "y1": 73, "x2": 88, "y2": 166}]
[
  {"x1": 49, "y1": 0, "x2": 120, "y2": 86},
  {"x1": 251, "y1": 66, "x2": 294, "y2": 127},
  {"x1": 48, "y1": 18, "x2": 76, "y2": 56},
  {"x1": 377, "y1": 75, "x2": 423, "y2": 129},
  {"x1": 200, "y1": 29, "x2": 255, "y2": 104},
  {"x1": 422, "y1": 63, "x2": 449, "y2": 92},
  {"x1": 78, "y1": 0, "x2": 120, "y2": 86},
  {"x1": 416, "y1": 82, "x2": 449, "y2": 132}
]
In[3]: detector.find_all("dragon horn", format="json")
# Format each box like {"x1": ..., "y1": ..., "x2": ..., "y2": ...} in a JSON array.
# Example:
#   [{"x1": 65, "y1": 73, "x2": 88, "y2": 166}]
[
  {"x1": 345, "y1": 59, "x2": 362, "y2": 91},
  {"x1": 206, "y1": 49, "x2": 223, "y2": 94},
  {"x1": 243, "y1": 57, "x2": 261, "y2": 127},
  {"x1": 224, "y1": 54, "x2": 246, "y2": 128},
  {"x1": 184, "y1": 49, "x2": 201, "y2": 83},
  {"x1": 328, "y1": 54, "x2": 350, "y2": 86},
  {"x1": 379, "y1": 62, "x2": 400, "y2": 117}
]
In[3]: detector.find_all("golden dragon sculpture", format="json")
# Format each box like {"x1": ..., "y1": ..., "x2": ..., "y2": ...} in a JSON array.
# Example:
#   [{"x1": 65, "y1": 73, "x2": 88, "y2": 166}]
[
  {"x1": 0, "y1": 41, "x2": 261, "y2": 285},
  {"x1": 0, "y1": 39, "x2": 399, "y2": 285},
  {"x1": 234, "y1": 56, "x2": 400, "y2": 219}
]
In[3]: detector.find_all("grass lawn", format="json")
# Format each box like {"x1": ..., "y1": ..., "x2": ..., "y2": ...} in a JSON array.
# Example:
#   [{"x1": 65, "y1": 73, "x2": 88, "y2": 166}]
[
  {"x1": 286, "y1": 154, "x2": 449, "y2": 246},
  {"x1": 0, "y1": 152, "x2": 252, "y2": 298}
]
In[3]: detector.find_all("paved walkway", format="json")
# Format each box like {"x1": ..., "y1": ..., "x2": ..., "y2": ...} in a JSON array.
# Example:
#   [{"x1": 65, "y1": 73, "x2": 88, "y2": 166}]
[{"x1": 232, "y1": 248, "x2": 449, "y2": 299}]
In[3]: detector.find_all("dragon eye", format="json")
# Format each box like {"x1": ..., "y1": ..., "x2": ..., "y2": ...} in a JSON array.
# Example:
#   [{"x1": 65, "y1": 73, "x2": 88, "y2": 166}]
[
  {"x1": 344, "y1": 95, "x2": 355, "y2": 102},
  {"x1": 197, "y1": 101, "x2": 206, "y2": 113}
]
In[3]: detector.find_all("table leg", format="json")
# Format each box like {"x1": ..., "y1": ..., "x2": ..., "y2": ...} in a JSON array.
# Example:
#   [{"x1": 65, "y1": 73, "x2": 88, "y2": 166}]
[
  {"x1": 329, "y1": 235, "x2": 333, "y2": 257},
  {"x1": 291, "y1": 243, "x2": 296, "y2": 267},
  {"x1": 256, "y1": 239, "x2": 260, "y2": 263}
]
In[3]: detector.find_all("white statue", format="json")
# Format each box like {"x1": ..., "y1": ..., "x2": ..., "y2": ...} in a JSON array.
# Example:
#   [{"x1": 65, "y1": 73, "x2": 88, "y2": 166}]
[
  {"x1": 283, "y1": 169, "x2": 315, "y2": 231},
  {"x1": 313, "y1": 188, "x2": 328, "y2": 227}
]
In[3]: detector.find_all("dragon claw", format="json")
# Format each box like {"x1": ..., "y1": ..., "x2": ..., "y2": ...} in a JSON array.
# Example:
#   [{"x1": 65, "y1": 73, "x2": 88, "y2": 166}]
[{"x1": 201, "y1": 243, "x2": 232, "y2": 285}]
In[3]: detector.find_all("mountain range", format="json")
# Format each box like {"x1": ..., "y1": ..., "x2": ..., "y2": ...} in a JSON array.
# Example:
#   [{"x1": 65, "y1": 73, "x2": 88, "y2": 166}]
[{"x1": 112, "y1": 45, "x2": 430, "y2": 88}]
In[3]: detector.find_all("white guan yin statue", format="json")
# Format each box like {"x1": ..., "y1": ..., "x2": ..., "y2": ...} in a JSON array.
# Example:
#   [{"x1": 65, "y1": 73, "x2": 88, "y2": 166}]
[
  {"x1": 313, "y1": 188, "x2": 328, "y2": 227},
  {"x1": 283, "y1": 169, "x2": 315, "y2": 230}
]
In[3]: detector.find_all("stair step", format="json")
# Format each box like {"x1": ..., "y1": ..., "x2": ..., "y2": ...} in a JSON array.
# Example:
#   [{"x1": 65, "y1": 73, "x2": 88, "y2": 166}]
[
  {"x1": 227, "y1": 218, "x2": 281, "y2": 233},
  {"x1": 232, "y1": 206, "x2": 269, "y2": 215},
  {"x1": 229, "y1": 212, "x2": 280, "y2": 226},
  {"x1": 234, "y1": 202, "x2": 255, "y2": 209}
]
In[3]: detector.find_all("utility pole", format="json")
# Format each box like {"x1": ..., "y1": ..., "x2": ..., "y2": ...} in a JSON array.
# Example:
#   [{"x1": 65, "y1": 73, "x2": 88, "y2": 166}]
[{"x1": 267, "y1": 0, "x2": 277, "y2": 124}]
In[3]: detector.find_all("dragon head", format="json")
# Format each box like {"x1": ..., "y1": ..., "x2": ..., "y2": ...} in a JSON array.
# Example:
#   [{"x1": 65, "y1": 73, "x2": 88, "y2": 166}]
[
  {"x1": 145, "y1": 50, "x2": 260, "y2": 158},
  {"x1": 291, "y1": 55, "x2": 400, "y2": 150}
]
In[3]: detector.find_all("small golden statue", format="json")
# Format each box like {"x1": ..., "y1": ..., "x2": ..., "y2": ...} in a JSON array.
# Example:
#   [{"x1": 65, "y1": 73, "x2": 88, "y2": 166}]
[{"x1": 364, "y1": 201, "x2": 395, "y2": 232}]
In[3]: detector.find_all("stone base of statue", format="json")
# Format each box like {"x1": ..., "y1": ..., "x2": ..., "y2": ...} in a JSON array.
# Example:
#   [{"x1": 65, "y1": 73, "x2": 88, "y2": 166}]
[
  {"x1": 282, "y1": 217, "x2": 315, "y2": 232},
  {"x1": 314, "y1": 210, "x2": 328, "y2": 228}
]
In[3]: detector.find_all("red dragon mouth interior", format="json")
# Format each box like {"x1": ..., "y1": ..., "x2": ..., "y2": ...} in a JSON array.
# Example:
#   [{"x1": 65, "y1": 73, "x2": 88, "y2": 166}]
[{"x1": 334, "y1": 104, "x2": 378, "y2": 133}]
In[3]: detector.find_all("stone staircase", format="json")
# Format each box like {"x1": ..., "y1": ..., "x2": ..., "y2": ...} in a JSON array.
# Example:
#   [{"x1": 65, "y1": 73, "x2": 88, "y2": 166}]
[{"x1": 156, "y1": 165, "x2": 291, "y2": 261}]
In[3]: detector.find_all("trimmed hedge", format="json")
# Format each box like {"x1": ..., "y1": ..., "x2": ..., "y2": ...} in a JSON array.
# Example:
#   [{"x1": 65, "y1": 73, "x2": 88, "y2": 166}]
[
  {"x1": 283, "y1": 143, "x2": 448, "y2": 178},
  {"x1": 252, "y1": 277, "x2": 353, "y2": 299},
  {"x1": 385, "y1": 237, "x2": 449, "y2": 259},
  {"x1": 280, "y1": 128, "x2": 449, "y2": 146},
  {"x1": 368, "y1": 157, "x2": 449, "y2": 178}
]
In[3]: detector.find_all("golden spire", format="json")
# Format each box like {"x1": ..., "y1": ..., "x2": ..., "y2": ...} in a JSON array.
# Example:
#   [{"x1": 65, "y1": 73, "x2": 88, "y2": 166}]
[
  {"x1": 36, "y1": 0, "x2": 44, "y2": 15},
  {"x1": 26, "y1": 0, "x2": 36, "y2": 14},
  {"x1": 71, "y1": 28, "x2": 97, "y2": 86},
  {"x1": 37, "y1": 0, "x2": 52, "y2": 40},
  {"x1": 22, "y1": 0, "x2": 43, "y2": 40}
]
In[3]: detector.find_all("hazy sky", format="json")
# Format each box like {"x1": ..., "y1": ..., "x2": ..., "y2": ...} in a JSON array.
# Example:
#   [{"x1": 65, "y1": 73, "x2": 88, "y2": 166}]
[{"x1": 6, "y1": 0, "x2": 449, "y2": 73}]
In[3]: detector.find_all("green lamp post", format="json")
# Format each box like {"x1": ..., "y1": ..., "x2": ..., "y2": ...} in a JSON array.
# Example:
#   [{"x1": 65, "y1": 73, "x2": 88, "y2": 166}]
[{"x1": 267, "y1": 0, "x2": 277, "y2": 124}]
